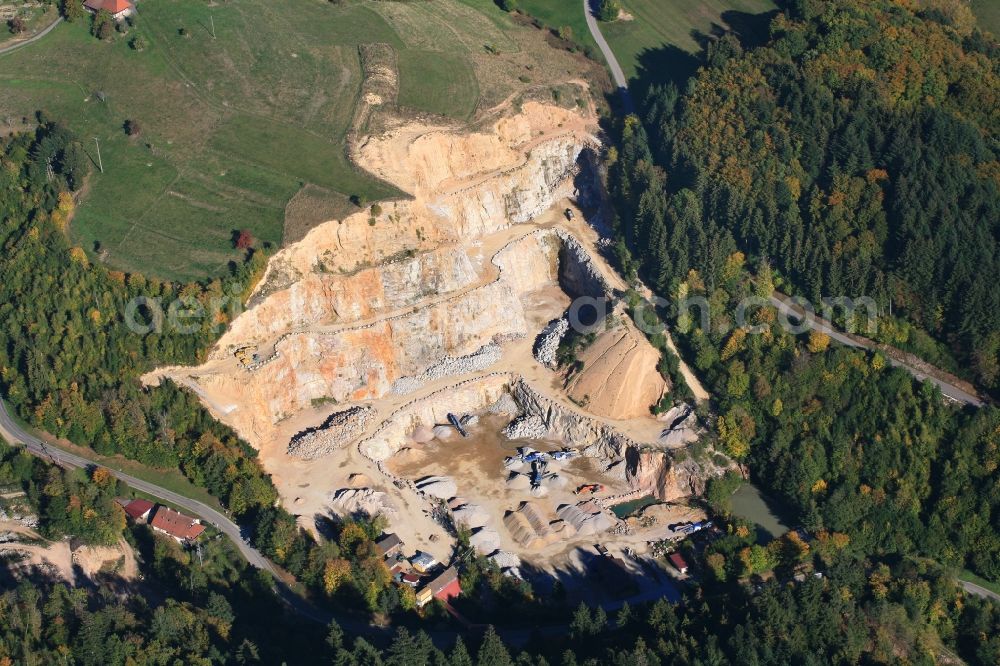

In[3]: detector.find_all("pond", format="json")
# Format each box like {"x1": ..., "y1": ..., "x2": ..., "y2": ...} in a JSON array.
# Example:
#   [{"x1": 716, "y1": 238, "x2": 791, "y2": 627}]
[
  {"x1": 610, "y1": 494, "x2": 660, "y2": 519},
  {"x1": 729, "y1": 483, "x2": 793, "y2": 543}
]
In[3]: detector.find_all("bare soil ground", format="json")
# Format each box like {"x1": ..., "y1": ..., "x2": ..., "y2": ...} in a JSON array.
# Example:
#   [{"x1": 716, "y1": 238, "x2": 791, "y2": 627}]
[{"x1": 0, "y1": 519, "x2": 138, "y2": 584}]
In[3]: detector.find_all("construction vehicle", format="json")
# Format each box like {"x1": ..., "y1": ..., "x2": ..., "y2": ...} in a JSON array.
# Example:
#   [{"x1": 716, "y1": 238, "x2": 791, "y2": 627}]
[
  {"x1": 575, "y1": 483, "x2": 604, "y2": 495},
  {"x1": 234, "y1": 345, "x2": 258, "y2": 368}
]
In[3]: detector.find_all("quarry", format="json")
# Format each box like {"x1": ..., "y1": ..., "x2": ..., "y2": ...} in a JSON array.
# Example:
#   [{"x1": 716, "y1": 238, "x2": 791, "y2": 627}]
[{"x1": 146, "y1": 95, "x2": 726, "y2": 577}]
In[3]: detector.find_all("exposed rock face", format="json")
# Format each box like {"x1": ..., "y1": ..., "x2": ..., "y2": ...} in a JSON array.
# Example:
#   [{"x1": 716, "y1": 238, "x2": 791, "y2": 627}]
[
  {"x1": 237, "y1": 246, "x2": 479, "y2": 342},
  {"x1": 391, "y1": 342, "x2": 503, "y2": 395},
  {"x1": 556, "y1": 228, "x2": 613, "y2": 298},
  {"x1": 360, "y1": 374, "x2": 511, "y2": 460},
  {"x1": 508, "y1": 378, "x2": 637, "y2": 456},
  {"x1": 198, "y1": 231, "x2": 561, "y2": 437},
  {"x1": 624, "y1": 450, "x2": 721, "y2": 502},
  {"x1": 236, "y1": 102, "x2": 595, "y2": 338},
  {"x1": 287, "y1": 406, "x2": 376, "y2": 460}
]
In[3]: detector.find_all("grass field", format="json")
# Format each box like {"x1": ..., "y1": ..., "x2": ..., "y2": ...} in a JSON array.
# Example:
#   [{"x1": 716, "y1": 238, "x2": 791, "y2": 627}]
[
  {"x1": 513, "y1": 0, "x2": 597, "y2": 50},
  {"x1": 971, "y1": 0, "x2": 1000, "y2": 37},
  {"x1": 1, "y1": 0, "x2": 582, "y2": 282},
  {"x1": 397, "y1": 49, "x2": 480, "y2": 120},
  {"x1": 960, "y1": 569, "x2": 1000, "y2": 596},
  {"x1": 602, "y1": 0, "x2": 778, "y2": 79}
]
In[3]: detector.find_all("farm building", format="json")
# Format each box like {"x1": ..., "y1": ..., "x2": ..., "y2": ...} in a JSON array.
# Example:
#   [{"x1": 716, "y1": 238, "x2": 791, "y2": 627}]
[
  {"x1": 375, "y1": 533, "x2": 402, "y2": 559},
  {"x1": 668, "y1": 552, "x2": 689, "y2": 575},
  {"x1": 416, "y1": 566, "x2": 461, "y2": 607},
  {"x1": 83, "y1": 0, "x2": 134, "y2": 20},
  {"x1": 149, "y1": 506, "x2": 206, "y2": 543},
  {"x1": 119, "y1": 498, "x2": 154, "y2": 523}
]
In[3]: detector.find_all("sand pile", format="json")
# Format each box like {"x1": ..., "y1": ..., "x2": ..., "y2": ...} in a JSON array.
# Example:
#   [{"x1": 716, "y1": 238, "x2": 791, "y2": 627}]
[
  {"x1": 452, "y1": 503, "x2": 490, "y2": 529},
  {"x1": 488, "y1": 551, "x2": 521, "y2": 569},
  {"x1": 566, "y1": 318, "x2": 665, "y2": 420},
  {"x1": 503, "y1": 502, "x2": 558, "y2": 548},
  {"x1": 556, "y1": 501, "x2": 613, "y2": 536},
  {"x1": 417, "y1": 476, "x2": 458, "y2": 499},
  {"x1": 348, "y1": 473, "x2": 372, "y2": 488},
  {"x1": 506, "y1": 473, "x2": 531, "y2": 490},
  {"x1": 469, "y1": 527, "x2": 501, "y2": 554}
]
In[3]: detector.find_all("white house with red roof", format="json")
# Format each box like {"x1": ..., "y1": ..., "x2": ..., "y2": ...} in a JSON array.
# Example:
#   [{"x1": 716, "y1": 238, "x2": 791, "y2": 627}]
[{"x1": 83, "y1": 0, "x2": 134, "y2": 21}]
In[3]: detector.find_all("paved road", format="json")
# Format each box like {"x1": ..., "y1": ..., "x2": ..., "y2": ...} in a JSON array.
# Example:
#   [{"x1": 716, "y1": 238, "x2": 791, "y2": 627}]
[
  {"x1": 0, "y1": 16, "x2": 62, "y2": 56},
  {"x1": 960, "y1": 580, "x2": 1000, "y2": 603},
  {"x1": 0, "y1": 398, "x2": 346, "y2": 625},
  {"x1": 582, "y1": 0, "x2": 633, "y2": 111},
  {"x1": 768, "y1": 294, "x2": 985, "y2": 407}
]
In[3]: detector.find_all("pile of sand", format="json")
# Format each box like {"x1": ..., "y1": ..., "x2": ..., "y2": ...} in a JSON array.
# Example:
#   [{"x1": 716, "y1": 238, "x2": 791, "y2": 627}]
[
  {"x1": 506, "y1": 473, "x2": 531, "y2": 490},
  {"x1": 417, "y1": 476, "x2": 457, "y2": 499},
  {"x1": 469, "y1": 527, "x2": 501, "y2": 554},
  {"x1": 503, "y1": 502, "x2": 558, "y2": 549},
  {"x1": 452, "y1": 503, "x2": 490, "y2": 529},
  {"x1": 348, "y1": 473, "x2": 372, "y2": 488},
  {"x1": 566, "y1": 318, "x2": 665, "y2": 420},
  {"x1": 556, "y1": 501, "x2": 613, "y2": 536}
]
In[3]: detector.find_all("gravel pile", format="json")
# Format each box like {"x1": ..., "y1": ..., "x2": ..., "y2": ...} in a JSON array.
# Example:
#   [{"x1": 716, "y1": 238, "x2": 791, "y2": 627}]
[
  {"x1": 488, "y1": 551, "x2": 521, "y2": 569},
  {"x1": 452, "y1": 504, "x2": 490, "y2": 529},
  {"x1": 416, "y1": 476, "x2": 458, "y2": 499},
  {"x1": 556, "y1": 502, "x2": 613, "y2": 536},
  {"x1": 329, "y1": 488, "x2": 397, "y2": 519},
  {"x1": 391, "y1": 343, "x2": 502, "y2": 394},
  {"x1": 533, "y1": 317, "x2": 569, "y2": 367},
  {"x1": 469, "y1": 527, "x2": 501, "y2": 554},
  {"x1": 503, "y1": 414, "x2": 547, "y2": 439},
  {"x1": 488, "y1": 393, "x2": 522, "y2": 416},
  {"x1": 287, "y1": 406, "x2": 375, "y2": 460}
]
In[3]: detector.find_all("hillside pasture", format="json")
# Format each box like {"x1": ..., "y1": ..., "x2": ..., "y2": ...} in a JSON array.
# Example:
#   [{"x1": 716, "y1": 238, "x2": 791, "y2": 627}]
[
  {"x1": 0, "y1": 0, "x2": 598, "y2": 281},
  {"x1": 601, "y1": 0, "x2": 778, "y2": 80}
]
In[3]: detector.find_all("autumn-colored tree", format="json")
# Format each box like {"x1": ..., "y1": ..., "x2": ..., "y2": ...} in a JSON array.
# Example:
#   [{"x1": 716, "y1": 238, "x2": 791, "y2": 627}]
[
  {"x1": 322, "y1": 558, "x2": 352, "y2": 596},
  {"x1": 234, "y1": 229, "x2": 254, "y2": 250},
  {"x1": 806, "y1": 330, "x2": 831, "y2": 353}
]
